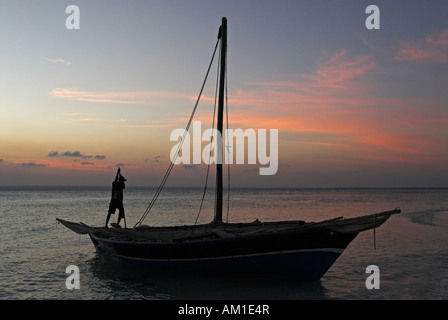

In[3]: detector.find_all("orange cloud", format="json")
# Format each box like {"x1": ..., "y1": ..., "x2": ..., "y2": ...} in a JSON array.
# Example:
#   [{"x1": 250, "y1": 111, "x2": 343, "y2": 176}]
[
  {"x1": 222, "y1": 49, "x2": 377, "y2": 129},
  {"x1": 204, "y1": 49, "x2": 448, "y2": 167},
  {"x1": 115, "y1": 120, "x2": 177, "y2": 128},
  {"x1": 63, "y1": 115, "x2": 100, "y2": 123},
  {"x1": 173, "y1": 48, "x2": 448, "y2": 172},
  {"x1": 395, "y1": 27, "x2": 448, "y2": 63}
]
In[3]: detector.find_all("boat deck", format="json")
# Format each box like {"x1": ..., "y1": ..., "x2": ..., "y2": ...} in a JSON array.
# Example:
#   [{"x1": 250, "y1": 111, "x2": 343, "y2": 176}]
[
  {"x1": 58, "y1": 208, "x2": 400, "y2": 244},
  {"x1": 91, "y1": 219, "x2": 308, "y2": 243}
]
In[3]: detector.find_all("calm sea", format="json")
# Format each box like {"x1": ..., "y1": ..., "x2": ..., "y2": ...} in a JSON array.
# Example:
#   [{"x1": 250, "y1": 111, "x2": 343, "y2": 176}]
[{"x1": 0, "y1": 187, "x2": 447, "y2": 300}]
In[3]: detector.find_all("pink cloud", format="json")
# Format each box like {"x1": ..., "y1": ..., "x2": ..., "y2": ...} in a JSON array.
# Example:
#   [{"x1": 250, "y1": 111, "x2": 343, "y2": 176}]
[
  {"x1": 228, "y1": 49, "x2": 377, "y2": 122},
  {"x1": 245, "y1": 49, "x2": 375, "y2": 97},
  {"x1": 395, "y1": 28, "x2": 448, "y2": 63},
  {"x1": 44, "y1": 57, "x2": 71, "y2": 66},
  {"x1": 49, "y1": 88, "x2": 191, "y2": 104},
  {"x1": 217, "y1": 49, "x2": 448, "y2": 166},
  {"x1": 301, "y1": 49, "x2": 376, "y2": 90}
]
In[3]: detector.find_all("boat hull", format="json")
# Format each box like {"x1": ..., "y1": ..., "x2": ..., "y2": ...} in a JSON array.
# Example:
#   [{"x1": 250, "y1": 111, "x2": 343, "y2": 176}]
[
  {"x1": 57, "y1": 209, "x2": 400, "y2": 281},
  {"x1": 89, "y1": 227, "x2": 358, "y2": 281}
]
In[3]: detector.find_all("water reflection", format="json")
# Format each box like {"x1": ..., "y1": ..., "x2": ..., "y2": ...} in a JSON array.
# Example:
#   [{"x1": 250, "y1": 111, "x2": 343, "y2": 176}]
[{"x1": 86, "y1": 253, "x2": 332, "y2": 300}]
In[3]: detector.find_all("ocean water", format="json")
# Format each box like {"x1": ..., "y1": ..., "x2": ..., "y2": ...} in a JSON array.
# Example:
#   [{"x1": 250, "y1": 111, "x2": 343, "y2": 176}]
[{"x1": 0, "y1": 187, "x2": 447, "y2": 300}]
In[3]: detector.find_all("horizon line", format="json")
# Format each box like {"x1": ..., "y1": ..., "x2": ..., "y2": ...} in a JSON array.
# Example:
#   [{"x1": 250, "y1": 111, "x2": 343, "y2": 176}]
[{"x1": 0, "y1": 185, "x2": 446, "y2": 190}]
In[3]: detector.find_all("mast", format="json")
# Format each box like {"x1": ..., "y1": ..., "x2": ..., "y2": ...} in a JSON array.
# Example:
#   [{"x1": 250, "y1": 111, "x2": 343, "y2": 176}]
[{"x1": 215, "y1": 17, "x2": 227, "y2": 223}]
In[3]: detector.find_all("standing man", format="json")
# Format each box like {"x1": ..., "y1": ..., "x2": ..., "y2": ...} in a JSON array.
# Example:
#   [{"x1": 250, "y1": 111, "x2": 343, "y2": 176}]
[{"x1": 105, "y1": 167, "x2": 126, "y2": 228}]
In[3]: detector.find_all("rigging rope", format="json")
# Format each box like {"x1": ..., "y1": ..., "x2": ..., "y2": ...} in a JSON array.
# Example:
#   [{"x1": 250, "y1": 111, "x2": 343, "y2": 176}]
[
  {"x1": 193, "y1": 38, "x2": 231, "y2": 227},
  {"x1": 192, "y1": 41, "x2": 220, "y2": 227},
  {"x1": 134, "y1": 37, "x2": 221, "y2": 229},
  {"x1": 225, "y1": 58, "x2": 231, "y2": 223}
]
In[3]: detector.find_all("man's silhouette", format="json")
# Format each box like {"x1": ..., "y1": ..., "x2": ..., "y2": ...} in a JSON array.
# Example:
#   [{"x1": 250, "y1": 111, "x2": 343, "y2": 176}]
[{"x1": 105, "y1": 168, "x2": 126, "y2": 228}]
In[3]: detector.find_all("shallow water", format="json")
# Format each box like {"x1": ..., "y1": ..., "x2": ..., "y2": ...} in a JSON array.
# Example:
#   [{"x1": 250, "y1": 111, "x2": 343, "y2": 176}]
[{"x1": 0, "y1": 187, "x2": 447, "y2": 299}]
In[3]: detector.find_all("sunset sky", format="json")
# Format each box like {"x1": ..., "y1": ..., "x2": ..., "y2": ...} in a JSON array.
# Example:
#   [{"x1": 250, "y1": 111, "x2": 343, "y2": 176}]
[{"x1": 1, "y1": 0, "x2": 448, "y2": 187}]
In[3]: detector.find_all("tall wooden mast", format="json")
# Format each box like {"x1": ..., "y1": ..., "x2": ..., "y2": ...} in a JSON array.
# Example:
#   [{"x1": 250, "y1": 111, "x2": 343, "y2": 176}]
[{"x1": 215, "y1": 17, "x2": 227, "y2": 223}]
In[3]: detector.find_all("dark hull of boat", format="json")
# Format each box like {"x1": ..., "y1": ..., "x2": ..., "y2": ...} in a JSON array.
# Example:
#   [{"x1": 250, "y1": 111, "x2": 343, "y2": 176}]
[
  {"x1": 57, "y1": 208, "x2": 400, "y2": 281},
  {"x1": 89, "y1": 226, "x2": 358, "y2": 281}
]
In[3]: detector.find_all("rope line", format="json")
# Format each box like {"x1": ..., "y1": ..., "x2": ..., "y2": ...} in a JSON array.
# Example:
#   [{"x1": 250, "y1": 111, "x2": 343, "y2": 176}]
[
  {"x1": 225, "y1": 58, "x2": 231, "y2": 223},
  {"x1": 134, "y1": 38, "x2": 220, "y2": 229},
  {"x1": 192, "y1": 42, "x2": 221, "y2": 227}
]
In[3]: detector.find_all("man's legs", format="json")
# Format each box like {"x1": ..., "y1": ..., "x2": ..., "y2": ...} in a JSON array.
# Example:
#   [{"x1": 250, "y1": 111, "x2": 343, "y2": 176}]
[
  {"x1": 105, "y1": 211, "x2": 112, "y2": 228},
  {"x1": 117, "y1": 203, "x2": 125, "y2": 228},
  {"x1": 106, "y1": 201, "x2": 116, "y2": 228}
]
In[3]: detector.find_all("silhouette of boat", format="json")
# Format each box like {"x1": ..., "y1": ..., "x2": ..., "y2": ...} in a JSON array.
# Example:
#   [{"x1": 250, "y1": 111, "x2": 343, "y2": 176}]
[{"x1": 58, "y1": 17, "x2": 400, "y2": 281}]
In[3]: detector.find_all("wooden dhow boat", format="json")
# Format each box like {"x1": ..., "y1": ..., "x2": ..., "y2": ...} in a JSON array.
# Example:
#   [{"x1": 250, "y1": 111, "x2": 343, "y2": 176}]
[{"x1": 58, "y1": 17, "x2": 400, "y2": 281}]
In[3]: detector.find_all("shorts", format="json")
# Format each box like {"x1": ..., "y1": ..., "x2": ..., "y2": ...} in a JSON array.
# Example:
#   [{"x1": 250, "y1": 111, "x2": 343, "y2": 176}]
[{"x1": 108, "y1": 199, "x2": 125, "y2": 219}]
